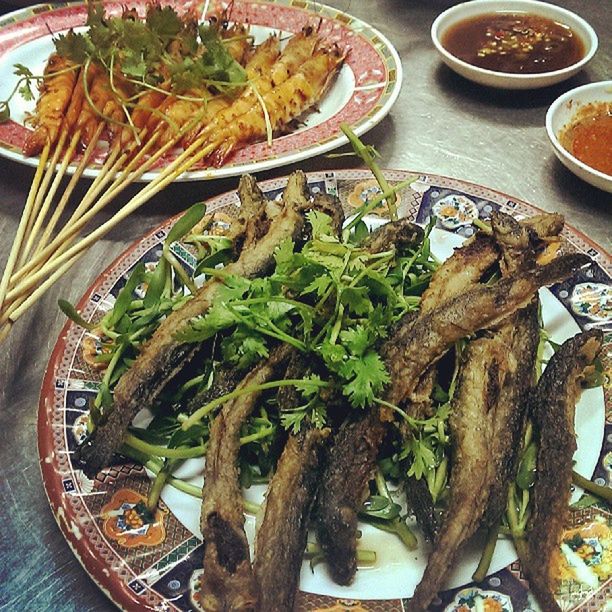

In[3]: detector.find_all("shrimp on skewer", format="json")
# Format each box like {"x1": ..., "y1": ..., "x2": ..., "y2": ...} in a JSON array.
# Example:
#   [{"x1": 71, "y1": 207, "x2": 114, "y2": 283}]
[
  {"x1": 154, "y1": 35, "x2": 280, "y2": 149},
  {"x1": 77, "y1": 63, "x2": 132, "y2": 146},
  {"x1": 76, "y1": 64, "x2": 112, "y2": 146},
  {"x1": 207, "y1": 43, "x2": 345, "y2": 166},
  {"x1": 151, "y1": 89, "x2": 229, "y2": 148},
  {"x1": 119, "y1": 86, "x2": 169, "y2": 147},
  {"x1": 219, "y1": 22, "x2": 252, "y2": 65},
  {"x1": 101, "y1": 74, "x2": 133, "y2": 142},
  {"x1": 188, "y1": 29, "x2": 316, "y2": 147},
  {"x1": 23, "y1": 54, "x2": 78, "y2": 156}
]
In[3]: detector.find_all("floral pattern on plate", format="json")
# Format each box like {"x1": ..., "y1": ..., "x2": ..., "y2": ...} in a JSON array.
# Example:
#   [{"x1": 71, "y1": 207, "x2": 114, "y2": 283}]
[
  {"x1": 101, "y1": 488, "x2": 168, "y2": 548},
  {"x1": 447, "y1": 587, "x2": 513, "y2": 612},
  {"x1": 431, "y1": 194, "x2": 480, "y2": 230},
  {"x1": 570, "y1": 282, "x2": 611, "y2": 322}
]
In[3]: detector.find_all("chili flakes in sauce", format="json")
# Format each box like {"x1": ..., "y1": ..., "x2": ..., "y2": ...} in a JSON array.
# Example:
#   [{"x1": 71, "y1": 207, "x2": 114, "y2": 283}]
[{"x1": 442, "y1": 13, "x2": 585, "y2": 74}]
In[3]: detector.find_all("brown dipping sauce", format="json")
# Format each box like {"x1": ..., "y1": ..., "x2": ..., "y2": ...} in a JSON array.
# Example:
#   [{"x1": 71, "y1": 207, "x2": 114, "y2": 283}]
[
  {"x1": 559, "y1": 102, "x2": 612, "y2": 176},
  {"x1": 442, "y1": 12, "x2": 585, "y2": 74}
]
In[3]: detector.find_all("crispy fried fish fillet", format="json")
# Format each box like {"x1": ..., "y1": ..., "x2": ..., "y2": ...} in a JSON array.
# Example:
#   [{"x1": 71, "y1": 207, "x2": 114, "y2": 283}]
[
  {"x1": 481, "y1": 211, "x2": 540, "y2": 524},
  {"x1": 407, "y1": 302, "x2": 540, "y2": 611},
  {"x1": 407, "y1": 213, "x2": 564, "y2": 538},
  {"x1": 314, "y1": 220, "x2": 425, "y2": 584},
  {"x1": 362, "y1": 218, "x2": 425, "y2": 254},
  {"x1": 315, "y1": 409, "x2": 386, "y2": 584},
  {"x1": 318, "y1": 252, "x2": 588, "y2": 586},
  {"x1": 200, "y1": 345, "x2": 291, "y2": 612},
  {"x1": 409, "y1": 214, "x2": 570, "y2": 611},
  {"x1": 252, "y1": 203, "x2": 345, "y2": 608},
  {"x1": 383, "y1": 253, "x2": 587, "y2": 406},
  {"x1": 78, "y1": 172, "x2": 312, "y2": 476},
  {"x1": 253, "y1": 426, "x2": 330, "y2": 611},
  {"x1": 519, "y1": 329, "x2": 603, "y2": 612}
]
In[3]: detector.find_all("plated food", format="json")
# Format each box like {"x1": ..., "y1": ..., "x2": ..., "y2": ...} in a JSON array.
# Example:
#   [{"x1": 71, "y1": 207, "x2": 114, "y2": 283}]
[
  {"x1": 0, "y1": 0, "x2": 401, "y2": 342},
  {"x1": 39, "y1": 169, "x2": 611, "y2": 611},
  {"x1": 546, "y1": 80, "x2": 612, "y2": 192},
  {"x1": 431, "y1": 0, "x2": 598, "y2": 89},
  {"x1": 0, "y1": 0, "x2": 401, "y2": 180}
]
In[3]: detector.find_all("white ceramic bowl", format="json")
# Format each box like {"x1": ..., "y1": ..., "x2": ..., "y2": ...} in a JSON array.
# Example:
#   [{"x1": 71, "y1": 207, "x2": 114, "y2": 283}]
[
  {"x1": 431, "y1": 0, "x2": 598, "y2": 89},
  {"x1": 546, "y1": 81, "x2": 612, "y2": 193}
]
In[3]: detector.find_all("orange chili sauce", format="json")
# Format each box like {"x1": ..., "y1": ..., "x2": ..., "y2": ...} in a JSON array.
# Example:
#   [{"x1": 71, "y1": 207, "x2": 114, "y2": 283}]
[
  {"x1": 441, "y1": 13, "x2": 585, "y2": 74},
  {"x1": 560, "y1": 103, "x2": 612, "y2": 176}
]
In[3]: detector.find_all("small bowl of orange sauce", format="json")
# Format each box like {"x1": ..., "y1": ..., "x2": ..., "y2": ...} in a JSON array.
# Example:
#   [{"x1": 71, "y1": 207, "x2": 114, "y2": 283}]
[
  {"x1": 431, "y1": 0, "x2": 598, "y2": 89},
  {"x1": 546, "y1": 81, "x2": 612, "y2": 192}
]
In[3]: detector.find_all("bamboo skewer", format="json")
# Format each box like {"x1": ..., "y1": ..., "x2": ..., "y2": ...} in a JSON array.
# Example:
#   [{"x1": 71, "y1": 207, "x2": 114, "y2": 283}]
[
  {"x1": 0, "y1": 253, "x2": 81, "y2": 327},
  {"x1": 9, "y1": 131, "x2": 157, "y2": 290},
  {"x1": 20, "y1": 131, "x2": 68, "y2": 257},
  {"x1": 29, "y1": 125, "x2": 181, "y2": 271},
  {"x1": 0, "y1": 140, "x2": 51, "y2": 313},
  {"x1": 19, "y1": 130, "x2": 82, "y2": 265},
  {"x1": 0, "y1": 321, "x2": 12, "y2": 344},
  {"x1": 31, "y1": 141, "x2": 126, "y2": 266},
  {"x1": 4, "y1": 137, "x2": 218, "y2": 307},
  {"x1": 34, "y1": 124, "x2": 103, "y2": 255}
]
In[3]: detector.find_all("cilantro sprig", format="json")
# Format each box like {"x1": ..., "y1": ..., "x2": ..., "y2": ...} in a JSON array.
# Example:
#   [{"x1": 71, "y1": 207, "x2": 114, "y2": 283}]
[
  {"x1": 3, "y1": 6, "x2": 248, "y2": 126},
  {"x1": 54, "y1": 4, "x2": 247, "y2": 96},
  {"x1": 0, "y1": 63, "x2": 79, "y2": 124}
]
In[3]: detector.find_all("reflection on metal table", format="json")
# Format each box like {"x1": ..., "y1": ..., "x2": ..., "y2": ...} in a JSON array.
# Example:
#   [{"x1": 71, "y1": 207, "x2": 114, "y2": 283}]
[{"x1": 0, "y1": 1, "x2": 609, "y2": 611}]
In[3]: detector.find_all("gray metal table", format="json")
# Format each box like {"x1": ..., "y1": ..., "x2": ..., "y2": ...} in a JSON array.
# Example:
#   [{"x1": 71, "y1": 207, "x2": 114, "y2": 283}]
[{"x1": 0, "y1": 1, "x2": 609, "y2": 610}]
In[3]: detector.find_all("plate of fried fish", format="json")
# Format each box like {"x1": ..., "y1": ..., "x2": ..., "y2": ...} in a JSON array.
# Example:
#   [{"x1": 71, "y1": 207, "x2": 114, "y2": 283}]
[
  {"x1": 39, "y1": 169, "x2": 611, "y2": 611},
  {"x1": 0, "y1": 0, "x2": 401, "y2": 181}
]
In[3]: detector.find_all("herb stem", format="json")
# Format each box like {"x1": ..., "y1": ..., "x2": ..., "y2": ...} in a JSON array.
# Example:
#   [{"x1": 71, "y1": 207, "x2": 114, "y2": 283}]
[
  {"x1": 473, "y1": 218, "x2": 492, "y2": 234},
  {"x1": 304, "y1": 542, "x2": 376, "y2": 566},
  {"x1": 139, "y1": 458, "x2": 260, "y2": 514},
  {"x1": 341, "y1": 122, "x2": 398, "y2": 221},
  {"x1": 431, "y1": 456, "x2": 448, "y2": 503},
  {"x1": 164, "y1": 249, "x2": 197, "y2": 294},
  {"x1": 124, "y1": 434, "x2": 207, "y2": 458},
  {"x1": 473, "y1": 522, "x2": 500, "y2": 582},
  {"x1": 239, "y1": 425, "x2": 275, "y2": 445},
  {"x1": 94, "y1": 342, "x2": 125, "y2": 409},
  {"x1": 572, "y1": 470, "x2": 612, "y2": 504},
  {"x1": 344, "y1": 178, "x2": 418, "y2": 232},
  {"x1": 183, "y1": 378, "x2": 329, "y2": 430},
  {"x1": 147, "y1": 458, "x2": 177, "y2": 511}
]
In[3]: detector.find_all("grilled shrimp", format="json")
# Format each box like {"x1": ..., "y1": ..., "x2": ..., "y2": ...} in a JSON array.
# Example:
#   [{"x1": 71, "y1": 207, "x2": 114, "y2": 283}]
[
  {"x1": 119, "y1": 86, "x2": 170, "y2": 147},
  {"x1": 23, "y1": 54, "x2": 78, "y2": 156},
  {"x1": 221, "y1": 22, "x2": 252, "y2": 65},
  {"x1": 77, "y1": 64, "x2": 132, "y2": 145},
  {"x1": 156, "y1": 36, "x2": 281, "y2": 149},
  {"x1": 190, "y1": 29, "x2": 317, "y2": 147},
  {"x1": 207, "y1": 44, "x2": 345, "y2": 165},
  {"x1": 148, "y1": 88, "x2": 229, "y2": 148},
  {"x1": 76, "y1": 65, "x2": 111, "y2": 145}
]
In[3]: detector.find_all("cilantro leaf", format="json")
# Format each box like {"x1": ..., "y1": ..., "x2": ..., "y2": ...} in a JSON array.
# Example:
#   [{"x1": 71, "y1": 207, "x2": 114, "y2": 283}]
[
  {"x1": 339, "y1": 325, "x2": 372, "y2": 357},
  {"x1": 146, "y1": 5, "x2": 183, "y2": 40},
  {"x1": 341, "y1": 351, "x2": 390, "y2": 408},
  {"x1": 54, "y1": 31, "x2": 91, "y2": 63},
  {"x1": 222, "y1": 330, "x2": 269, "y2": 370},
  {"x1": 303, "y1": 273, "x2": 332, "y2": 298},
  {"x1": 340, "y1": 286, "x2": 372, "y2": 316},
  {"x1": 273, "y1": 238, "x2": 295, "y2": 272},
  {"x1": 0, "y1": 101, "x2": 10, "y2": 123},
  {"x1": 306, "y1": 210, "x2": 334, "y2": 240}
]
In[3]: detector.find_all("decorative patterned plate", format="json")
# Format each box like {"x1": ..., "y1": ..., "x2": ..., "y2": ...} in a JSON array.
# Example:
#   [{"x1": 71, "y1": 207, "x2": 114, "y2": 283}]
[
  {"x1": 39, "y1": 170, "x2": 612, "y2": 611},
  {"x1": 0, "y1": 0, "x2": 401, "y2": 181}
]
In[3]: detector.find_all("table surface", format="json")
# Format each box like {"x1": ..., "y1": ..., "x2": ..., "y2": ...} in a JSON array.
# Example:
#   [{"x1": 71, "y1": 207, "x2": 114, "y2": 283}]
[{"x1": 0, "y1": 1, "x2": 610, "y2": 610}]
